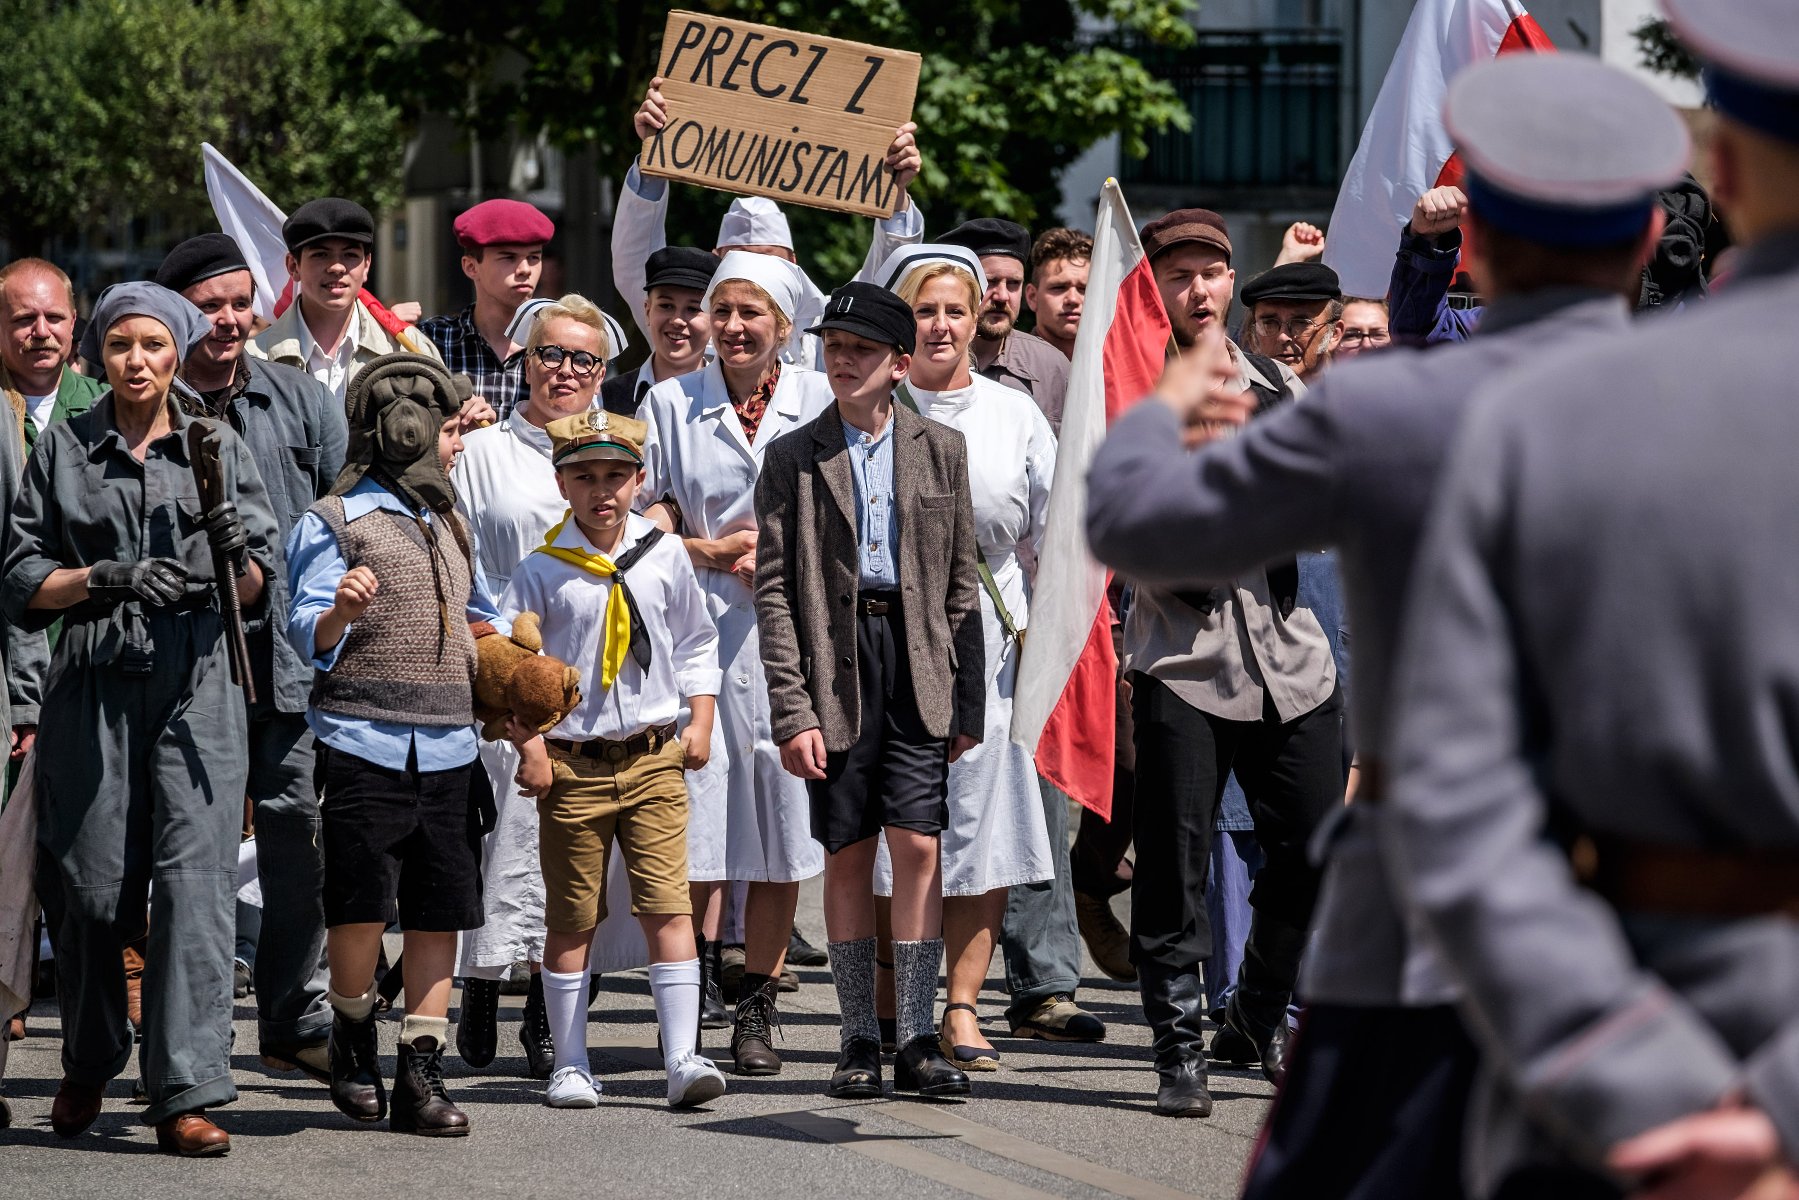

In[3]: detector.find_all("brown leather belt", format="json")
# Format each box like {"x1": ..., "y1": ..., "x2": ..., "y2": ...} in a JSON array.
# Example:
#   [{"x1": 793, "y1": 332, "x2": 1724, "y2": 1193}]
[
  {"x1": 1576, "y1": 836, "x2": 1799, "y2": 920},
  {"x1": 547, "y1": 723, "x2": 676, "y2": 765}
]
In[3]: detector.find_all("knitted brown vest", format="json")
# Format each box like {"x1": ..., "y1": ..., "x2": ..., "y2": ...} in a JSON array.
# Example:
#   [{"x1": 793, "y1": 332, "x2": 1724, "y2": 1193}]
[{"x1": 309, "y1": 494, "x2": 477, "y2": 726}]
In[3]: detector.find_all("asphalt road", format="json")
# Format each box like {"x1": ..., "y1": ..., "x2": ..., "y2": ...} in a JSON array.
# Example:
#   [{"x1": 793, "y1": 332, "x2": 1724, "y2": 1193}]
[{"x1": 0, "y1": 882, "x2": 1270, "y2": 1199}]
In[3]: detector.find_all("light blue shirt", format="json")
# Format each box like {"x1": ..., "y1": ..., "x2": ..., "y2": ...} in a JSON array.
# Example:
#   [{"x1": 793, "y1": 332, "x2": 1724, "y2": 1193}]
[
  {"x1": 286, "y1": 476, "x2": 508, "y2": 772},
  {"x1": 842, "y1": 416, "x2": 899, "y2": 590}
]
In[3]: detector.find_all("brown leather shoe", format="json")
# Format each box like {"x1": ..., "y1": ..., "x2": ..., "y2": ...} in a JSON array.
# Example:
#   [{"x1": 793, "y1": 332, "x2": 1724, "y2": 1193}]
[
  {"x1": 50, "y1": 1078, "x2": 104, "y2": 1138},
  {"x1": 155, "y1": 1112, "x2": 230, "y2": 1157},
  {"x1": 123, "y1": 942, "x2": 145, "y2": 1037},
  {"x1": 5, "y1": 1016, "x2": 23, "y2": 1041},
  {"x1": 1075, "y1": 890, "x2": 1137, "y2": 982}
]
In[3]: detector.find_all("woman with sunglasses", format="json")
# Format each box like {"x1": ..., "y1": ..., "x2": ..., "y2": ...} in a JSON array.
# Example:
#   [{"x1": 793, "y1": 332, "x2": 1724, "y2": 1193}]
[{"x1": 449, "y1": 295, "x2": 649, "y2": 1079}]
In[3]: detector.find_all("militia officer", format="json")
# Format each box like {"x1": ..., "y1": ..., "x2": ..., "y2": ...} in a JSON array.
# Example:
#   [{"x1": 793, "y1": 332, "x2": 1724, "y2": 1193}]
[
  {"x1": 1382, "y1": 2, "x2": 1799, "y2": 1194},
  {"x1": 937, "y1": 218, "x2": 1070, "y2": 433},
  {"x1": 155, "y1": 233, "x2": 348, "y2": 1089},
  {"x1": 3, "y1": 283, "x2": 284, "y2": 1156},
  {"x1": 1087, "y1": 52, "x2": 1689, "y2": 1195}
]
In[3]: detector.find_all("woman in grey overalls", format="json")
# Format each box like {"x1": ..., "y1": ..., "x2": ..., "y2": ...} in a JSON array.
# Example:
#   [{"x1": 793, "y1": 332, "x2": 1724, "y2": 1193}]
[{"x1": 1, "y1": 283, "x2": 282, "y2": 1156}]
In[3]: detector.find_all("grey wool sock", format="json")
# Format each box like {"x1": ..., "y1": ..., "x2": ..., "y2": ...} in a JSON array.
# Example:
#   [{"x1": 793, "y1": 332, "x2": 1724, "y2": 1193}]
[
  {"x1": 828, "y1": 938, "x2": 880, "y2": 1049},
  {"x1": 892, "y1": 938, "x2": 944, "y2": 1050}
]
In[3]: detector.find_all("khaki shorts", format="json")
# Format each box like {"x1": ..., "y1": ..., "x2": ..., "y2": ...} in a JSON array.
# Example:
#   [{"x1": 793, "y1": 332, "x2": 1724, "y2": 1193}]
[{"x1": 538, "y1": 738, "x2": 691, "y2": 932}]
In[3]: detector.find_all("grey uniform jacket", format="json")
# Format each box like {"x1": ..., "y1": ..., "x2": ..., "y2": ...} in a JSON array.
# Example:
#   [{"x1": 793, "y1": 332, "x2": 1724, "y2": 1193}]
[
  {"x1": 1085, "y1": 288, "x2": 1631, "y2": 1007},
  {"x1": 217, "y1": 357, "x2": 347, "y2": 713},
  {"x1": 754, "y1": 400, "x2": 986, "y2": 753},
  {"x1": 1382, "y1": 232, "x2": 1799, "y2": 1188},
  {"x1": 0, "y1": 412, "x2": 35, "y2": 745}
]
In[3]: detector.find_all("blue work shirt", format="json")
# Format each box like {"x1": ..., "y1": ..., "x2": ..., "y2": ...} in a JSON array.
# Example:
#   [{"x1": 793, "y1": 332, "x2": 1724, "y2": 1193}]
[
  {"x1": 285, "y1": 476, "x2": 507, "y2": 771},
  {"x1": 842, "y1": 415, "x2": 899, "y2": 590}
]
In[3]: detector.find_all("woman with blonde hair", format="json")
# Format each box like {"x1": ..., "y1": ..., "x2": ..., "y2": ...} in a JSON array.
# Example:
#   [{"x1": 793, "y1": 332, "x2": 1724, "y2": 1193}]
[
  {"x1": 636, "y1": 252, "x2": 834, "y2": 1075},
  {"x1": 873, "y1": 245, "x2": 1057, "y2": 1072}
]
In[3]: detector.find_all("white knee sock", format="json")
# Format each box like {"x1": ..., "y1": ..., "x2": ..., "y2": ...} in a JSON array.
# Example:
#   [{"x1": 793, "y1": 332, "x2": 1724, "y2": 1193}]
[
  {"x1": 541, "y1": 967, "x2": 591, "y2": 1077},
  {"x1": 649, "y1": 959, "x2": 701, "y2": 1069}
]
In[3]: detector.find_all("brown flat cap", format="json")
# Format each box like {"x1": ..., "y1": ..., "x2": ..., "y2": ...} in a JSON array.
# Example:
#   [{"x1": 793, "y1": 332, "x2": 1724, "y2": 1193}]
[{"x1": 1141, "y1": 208, "x2": 1232, "y2": 263}]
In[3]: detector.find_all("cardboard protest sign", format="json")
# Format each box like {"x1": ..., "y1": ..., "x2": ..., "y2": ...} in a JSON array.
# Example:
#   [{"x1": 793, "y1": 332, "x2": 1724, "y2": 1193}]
[{"x1": 641, "y1": 11, "x2": 922, "y2": 219}]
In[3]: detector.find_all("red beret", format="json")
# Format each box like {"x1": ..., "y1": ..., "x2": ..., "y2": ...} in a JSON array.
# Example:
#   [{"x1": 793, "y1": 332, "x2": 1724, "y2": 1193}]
[{"x1": 453, "y1": 199, "x2": 554, "y2": 250}]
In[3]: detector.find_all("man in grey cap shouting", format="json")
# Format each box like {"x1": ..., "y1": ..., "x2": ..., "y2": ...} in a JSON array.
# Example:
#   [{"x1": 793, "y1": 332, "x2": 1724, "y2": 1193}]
[{"x1": 1088, "y1": 49, "x2": 1691, "y2": 1195}]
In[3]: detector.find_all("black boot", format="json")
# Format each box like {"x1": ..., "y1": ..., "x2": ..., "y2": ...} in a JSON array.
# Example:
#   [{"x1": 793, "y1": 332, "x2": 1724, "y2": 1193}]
[
  {"x1": 456, "y1": 977, "x2": 500, "y2": 1068},
  {"x1": 894, "y1": 1034, "x2": 971, "y2": 1099},
  {"x1": 328, "y1": 1007, "x2": 386, "y2": 1122},
  {"x1": 698, "y1": 936, "x2": 728, "y2": 1031},
  {"x1": 1139, "y1": 961, "x2": 1214, "y2": 1118},
  {"x1": 519, "y1": 971, "x2": 556, "y2": 1080},
  {"x1": 1228, "y1": 919, "x2": 1308, "y2": 1084},
  {"x1": 1220, "y1": 989, "x2": 1293, "y2": 1086},
  {"x1": 390, "y1": 1035, "x2": 468, "y2": 1137},
  {"x1": 730, "y1": 976, "x2": 783, "y2": 1075}
]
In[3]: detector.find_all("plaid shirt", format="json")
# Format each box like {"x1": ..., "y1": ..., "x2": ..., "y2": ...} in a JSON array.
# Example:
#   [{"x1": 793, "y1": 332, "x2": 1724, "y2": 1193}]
[{"x1": 417, "y1": 304, "x2": 530, "y2": 420}]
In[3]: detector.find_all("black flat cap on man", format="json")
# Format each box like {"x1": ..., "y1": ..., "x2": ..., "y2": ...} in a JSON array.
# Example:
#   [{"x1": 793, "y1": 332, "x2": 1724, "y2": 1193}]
[
  {"x1": 1240, "y1": 262, "x2": 1342, "y2": 308},
  {"x1": 282, "y1": 198, "x2": 376, "y2": 254},
  {"x1": 644, "y1": 246, "x2": 721, "y2": 294},
  {"x1": 154, "y1": 233, "x2": 250, "y2": 294},
  {"x1": 1446, "y1": 55, "x2": 1691, "y2": 246},
  {"x1": 806, "y1": 281, "x2": 916, "y2": 356},
  {"x1": 940, "y1": 218, "x2": 1032, "y2": 265}
]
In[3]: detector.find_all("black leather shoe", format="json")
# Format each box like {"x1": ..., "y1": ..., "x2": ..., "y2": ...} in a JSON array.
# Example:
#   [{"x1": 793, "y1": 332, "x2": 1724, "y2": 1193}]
[
  {"x1": 328, "y1": 1008, "x2": 386, "y2": 1122},
  {"x1": 520, "y1": 972, "x2": 556, "y2": 1080},
  {"x1": 390, "y1": 1036, "x2": 468, "y2": 1137},
  {"x1": 698, "y1": 937, "x2": 729, "y2": 1031},
  {"x1": 1221, "y1": 991, "x2": 1292, "y2": 1085},
  {"x1": 787, "y1": 926, "x2": 829, "y2": 967},
  {"x1": 828, "y1": 1037, "x2": 883, "y2": 1098},
  {"x1": 894, "y1": 1035, "x2": 970, "y2": 1099},
  {"x1": 456, "y1": 977, "x2": 500, "y2": 1068},
  {"x1": 731, "y1": 981, "x2": 783, "y2": 1075},
  {"x1": 1155, "y1": 1054, "x2": 1213, "y2": 1118}
]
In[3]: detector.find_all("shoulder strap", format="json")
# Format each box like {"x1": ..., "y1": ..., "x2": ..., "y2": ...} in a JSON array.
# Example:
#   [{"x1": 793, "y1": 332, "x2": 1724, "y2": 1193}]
[{"x1": 1238, "y1": 351, "x2": 1293, "y2": 413}]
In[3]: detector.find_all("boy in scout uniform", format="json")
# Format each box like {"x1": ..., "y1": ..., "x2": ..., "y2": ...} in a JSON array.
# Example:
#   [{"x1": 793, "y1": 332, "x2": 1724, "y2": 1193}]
[
  {"x1": 502, "y1": 409, "x2": 728, "y2": 1111},
  {"x1": 1086, "y1": 51, "x2": 1690, "y2": 1194}
]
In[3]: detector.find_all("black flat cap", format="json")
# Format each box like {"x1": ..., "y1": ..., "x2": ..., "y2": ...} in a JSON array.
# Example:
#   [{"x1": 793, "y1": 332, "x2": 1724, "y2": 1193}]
[
  {"x1": 1240, "y1": 262, "x2": 1342, "y2": 307},
  {"x1": 283, "y1": 198, "x2": 375, "y2": 254},
  {"x1": 644, "y1": 246, "x2": 719, "y2": 294},
  {"x1": 806, "y1": 281, "x2": 916, "y2": 356},
  {"x1": 154, "y1": 233, "x2": 250, "y2": 294},
  {"x1": 940, "y1": 218, "x2": 1031, "y2": 265}
]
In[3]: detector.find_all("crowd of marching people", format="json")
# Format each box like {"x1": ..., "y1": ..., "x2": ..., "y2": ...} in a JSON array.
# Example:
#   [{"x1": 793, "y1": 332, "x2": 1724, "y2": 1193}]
[{"x1": 5, "y1": 0, "x2": 1799, "y2": 1196}]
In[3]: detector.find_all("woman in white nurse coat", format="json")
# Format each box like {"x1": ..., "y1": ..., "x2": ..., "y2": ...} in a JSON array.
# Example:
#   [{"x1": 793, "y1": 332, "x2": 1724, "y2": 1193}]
[
  {"x1": 637, "y1": 251, "x2": 834, "y2": 1075},
  {"x1": 874, "y1": 245, "x2": 1056, "y2": 1071},
  {"x1": 451, "y1": 295, "x2": 648, "y2": 1077}
]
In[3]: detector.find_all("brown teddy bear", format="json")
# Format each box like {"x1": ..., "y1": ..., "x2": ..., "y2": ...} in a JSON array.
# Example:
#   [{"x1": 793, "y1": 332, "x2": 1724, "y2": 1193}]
[{"x1": 469, "y1": 612, "x2": 582, "y2": 741}]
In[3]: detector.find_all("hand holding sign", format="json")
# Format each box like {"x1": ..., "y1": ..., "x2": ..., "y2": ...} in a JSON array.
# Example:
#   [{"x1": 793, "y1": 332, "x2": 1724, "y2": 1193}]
[{"x1": 640, "y1": 11, "x2": 922, "y2": 219}]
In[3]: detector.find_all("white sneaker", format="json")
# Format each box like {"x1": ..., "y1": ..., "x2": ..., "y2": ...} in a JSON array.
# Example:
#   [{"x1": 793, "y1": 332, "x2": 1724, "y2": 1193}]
[
  {"x1": 666, "y1": 1052, "x2": 727, "y2": 1108},
  {"x1": 545, "y1": 1065, "x2": 601, "y2": 1108}
]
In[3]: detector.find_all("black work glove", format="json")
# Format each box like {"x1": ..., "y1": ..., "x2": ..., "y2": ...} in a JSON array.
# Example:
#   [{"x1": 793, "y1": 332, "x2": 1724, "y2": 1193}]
[
  {"x1": 201, "y1": 501, "x2": 250, "y2": 572},
  {"x1": 88, "y1": 558, "x2": 188, "y2": 607}
]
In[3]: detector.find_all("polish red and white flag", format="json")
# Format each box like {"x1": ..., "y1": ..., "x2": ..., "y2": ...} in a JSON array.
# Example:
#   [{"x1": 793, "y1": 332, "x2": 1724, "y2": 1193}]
[
  {"x1": 1011, "y1": 178, "x2": 1169, "y2": 819},
  {"x1": 1322, "y1": 0, "x2": 1554, "y2": 298}
]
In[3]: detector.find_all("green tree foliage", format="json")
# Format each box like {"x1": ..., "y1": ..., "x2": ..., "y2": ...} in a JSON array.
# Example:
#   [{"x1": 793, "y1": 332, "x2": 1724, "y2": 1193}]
[
  {"x1": 1634, "y1": 17, "x2": 1700, "y2": 81},
  {"x1": 0, "y1": 0, "x2": 425, "y2": 254},
  {"x1": 388, "y1": 0, "x2": 1196, "y2": 279}
]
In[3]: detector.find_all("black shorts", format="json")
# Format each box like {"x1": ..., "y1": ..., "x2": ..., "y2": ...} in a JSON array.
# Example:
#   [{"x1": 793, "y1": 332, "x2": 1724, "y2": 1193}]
[
  {"x1": 807, "y1": 595, "x2": 949, "y2": 853},
  {"x1": 319, "y1": 745, "x2": 485, "y2": 932}
]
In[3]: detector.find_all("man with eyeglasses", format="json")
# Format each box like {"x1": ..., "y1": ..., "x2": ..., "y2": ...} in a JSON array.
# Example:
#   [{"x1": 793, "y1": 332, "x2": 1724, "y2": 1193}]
[
  {"x1": 420, "y1": 199, "x2": 557, "y2": 423},
  {"x1": 1239, "y1": 262, "x2": 1343, "y2": 385}
]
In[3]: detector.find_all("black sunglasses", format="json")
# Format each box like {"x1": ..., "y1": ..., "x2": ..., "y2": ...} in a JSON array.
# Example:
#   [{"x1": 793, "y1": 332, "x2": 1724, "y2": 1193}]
[{"x1": 531, "y1": 344, "x2": 602, "y2": 376}]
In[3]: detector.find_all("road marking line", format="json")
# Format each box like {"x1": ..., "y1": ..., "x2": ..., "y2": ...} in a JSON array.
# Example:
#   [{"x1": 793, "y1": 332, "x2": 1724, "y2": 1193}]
[
  {"x1": 761, "y1": 1108, "x2": 1066, "y2": 1200},
  {"x1": 887, "y1": 1101, "x2": 1200, "y2": 1199}
]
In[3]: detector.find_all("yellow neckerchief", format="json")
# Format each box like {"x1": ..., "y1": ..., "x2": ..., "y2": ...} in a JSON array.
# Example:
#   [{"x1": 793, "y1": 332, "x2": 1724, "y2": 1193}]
[{"x1": 532, "y1": 513, "x2": 636, "y2": 689}]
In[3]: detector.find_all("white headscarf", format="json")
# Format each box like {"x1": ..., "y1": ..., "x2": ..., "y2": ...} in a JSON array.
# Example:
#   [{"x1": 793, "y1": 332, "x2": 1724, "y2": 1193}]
[
  {"x1": 703, "y1": 250, "x2": 805, "y2": 323},
  {"x1": 716, "y1": 197, "x2": 794, "y2": 251},
  {"x1": 875, "y1": 243, "x2": 988, "y2": 299},
  {"x1": 504, "y1": 296, "x2": 629, "y2": 362}
]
